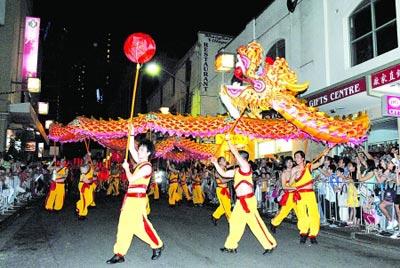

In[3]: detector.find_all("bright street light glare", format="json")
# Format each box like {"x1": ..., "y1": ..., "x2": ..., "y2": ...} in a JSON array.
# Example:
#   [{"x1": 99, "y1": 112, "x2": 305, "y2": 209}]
[{"x1": 145, "y1": 62, "x2": 161, "y2": 76}]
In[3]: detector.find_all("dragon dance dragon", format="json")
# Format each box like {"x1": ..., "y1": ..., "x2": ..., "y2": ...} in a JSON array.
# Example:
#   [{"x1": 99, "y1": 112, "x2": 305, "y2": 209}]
[
  {"x1": 219, "y1": 41, "x2": 369, "y2": 144},
  {"x1": 48, "y1": 41, "x2": 370, "y2": 161}
]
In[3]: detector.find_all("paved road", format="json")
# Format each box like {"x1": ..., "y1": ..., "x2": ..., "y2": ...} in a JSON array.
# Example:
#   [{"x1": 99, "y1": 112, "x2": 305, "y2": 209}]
[{"x1": 0, "y1": 193, "x2": 399, "y2": 268}]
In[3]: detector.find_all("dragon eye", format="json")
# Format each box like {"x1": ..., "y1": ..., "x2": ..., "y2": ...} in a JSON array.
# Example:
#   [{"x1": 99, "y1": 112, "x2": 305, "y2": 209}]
[{"x1": 234, "y1": 67, "x2": 243, "y2": 80}]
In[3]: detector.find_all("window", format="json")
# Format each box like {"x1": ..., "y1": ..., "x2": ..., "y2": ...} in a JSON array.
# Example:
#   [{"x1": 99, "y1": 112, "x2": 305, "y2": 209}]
[
  {"x1": 266, "y1": 39, "x2": 285, "y2": 59},
  {"x1": 350, "y1": 0, "x2": 397, "y2": 66}
]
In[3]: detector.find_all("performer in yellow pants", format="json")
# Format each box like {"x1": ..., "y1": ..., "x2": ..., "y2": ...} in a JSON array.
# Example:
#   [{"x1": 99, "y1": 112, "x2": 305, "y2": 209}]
[
  {"x1": 153, "y1": 182, "x2": 159, "y2": 200},
  {"x1": 148, "y1": 180, "x2": 160, "y2": 200},
  {"x1": 270, "y1": 156, "x2": 298, "y2": 232},
  {"x1": 146, "y1": 195, "x2": 151, "y2": 215},
  {"x1": 167, "y1": 161, "x2": 180, "y2": 206},
  {"x1": 45, "y1": 158, "x2": 68, "y2": 211},
  {"x1": 291, "y1": 149, "x2": 328, "y2": 244},
  {"x1": 192, "y1": 172, "x2": 204, "y2": 206},
  {"x1": 107, "y1": 163, "x2": 120, "y2": 196},
  {"x1": 211, "y1": 157, "x2": 231, "y2": 225},
  {"x1": 76, "y1": 163, "x2": 94, "y2": 220},
  {"x1": 211, "y1": 135, "x2": 276, "y2": 254},
  {"x1": 107, "y1": 131, "x2": 163, "y2": 264},
  {"x1": 176, "y1": 182, "x2": 183, "y2": 203},
  {"x1": 90, "y1": 175, "x2": 98, "y2": 208},
  {"x1": 180, "y1": 171, "x2": 191, "y2": 201}
]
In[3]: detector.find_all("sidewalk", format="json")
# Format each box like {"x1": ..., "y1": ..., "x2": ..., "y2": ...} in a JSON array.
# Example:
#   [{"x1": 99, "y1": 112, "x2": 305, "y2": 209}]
[
  {"x1": 0, "y1": 195, "x2": 43, "y2": 232},
  {"x1": 319, "y1": 223, "x2": 400, "y2": 249},
  {"x1": 277, "y1": 215, "x2": 400, "y2": 250}
]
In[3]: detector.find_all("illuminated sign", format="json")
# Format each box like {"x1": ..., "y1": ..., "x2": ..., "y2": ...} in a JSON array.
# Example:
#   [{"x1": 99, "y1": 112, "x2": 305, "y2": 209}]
[
  {"x1": 22, "y1": 17, "x2": 40, "y2": 80},
  {"x1": 382, "y1": 95, "x2": 400, "y2": 117},
  {"x1": 306, "y1": 78, "x2": 366, "y2": 107}
]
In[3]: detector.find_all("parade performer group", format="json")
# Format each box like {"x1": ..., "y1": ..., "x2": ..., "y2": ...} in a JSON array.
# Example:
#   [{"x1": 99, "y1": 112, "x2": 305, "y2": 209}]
[
  {"x1": 43, "y1": 37, "x2": 372, "y2": 264},
  {"x1": 106, "y1": 126, "x2": 164, "y2": 264}
]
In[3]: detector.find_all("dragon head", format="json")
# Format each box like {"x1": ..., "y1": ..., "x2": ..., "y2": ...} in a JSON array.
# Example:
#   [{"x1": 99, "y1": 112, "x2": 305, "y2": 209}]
[{"x1": 220, "y1": 41, "x2": 309, "y2": 118}]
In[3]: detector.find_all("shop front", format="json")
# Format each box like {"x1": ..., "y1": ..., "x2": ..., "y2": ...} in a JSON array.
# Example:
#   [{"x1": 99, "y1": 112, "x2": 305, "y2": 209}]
[
  {"x1": 304, "y1": 60, "x2": 400, "y2": 155},
  {"x1": 6, "y1": 102, "x2": 49, "y2": 161}
]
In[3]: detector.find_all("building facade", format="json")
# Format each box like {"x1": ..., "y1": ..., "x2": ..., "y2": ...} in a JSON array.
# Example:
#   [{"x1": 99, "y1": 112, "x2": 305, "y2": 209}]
[
  {"x1": 148, "y1": 0, "x2": 400, "y2": 158},
  {"x1": 215, "y1": 0, "x2": 400, "y2": 157},
  {"x1": 147, "y1": 32, "x2": 232, "y2": 115},
  {"x1": 0, "y1": 0, "x2": 47, "y2": 156}
]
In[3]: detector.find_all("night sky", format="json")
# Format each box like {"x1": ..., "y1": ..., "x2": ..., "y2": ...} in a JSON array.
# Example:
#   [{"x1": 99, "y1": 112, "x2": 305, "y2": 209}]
[{"x1": 33, "y1": 0, "x2": 274, "y2": 58}]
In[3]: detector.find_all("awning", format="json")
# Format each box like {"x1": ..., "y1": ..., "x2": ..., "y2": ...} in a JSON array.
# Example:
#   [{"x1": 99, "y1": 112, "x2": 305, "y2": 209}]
[{"x1": 8, "y1": 102, "x2": 49, "y2": 144}]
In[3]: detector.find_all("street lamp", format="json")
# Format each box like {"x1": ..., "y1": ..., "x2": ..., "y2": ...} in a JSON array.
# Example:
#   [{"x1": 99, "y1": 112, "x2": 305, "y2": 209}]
[
  {"x1": 10, "y1": 77, "x2": 41, "y2": 93},
  {"x1": 45, "y1": 120, "x2": 54, "y2": 129},
  {"x1": 160, "y1": 107, "x2": 169, "y2": 114},
  {"x1": 215, "y1": 52, "x2": 235, "y2": 72},
  {"x1": 144, "y1": 62, "x2": 191, "y2": 113},
  {"x1": 38, "y1": 102, "x2": 49, "y2": 115}
]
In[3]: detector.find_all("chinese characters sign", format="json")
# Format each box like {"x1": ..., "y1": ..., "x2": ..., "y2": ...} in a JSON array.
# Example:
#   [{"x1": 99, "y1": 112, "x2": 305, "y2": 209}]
[
  {"x1": 306, "y1": 78, "x2": 366, "y2": 107},
  {"x1": 382, "y1": 95, "x2": 400, "y2": 117},
  {"x1": 22, "y1": 17, "x2": 40, "y2": 81},
  {"x1": 371, "y1": 63, "x2": 400, "y2": 91}
]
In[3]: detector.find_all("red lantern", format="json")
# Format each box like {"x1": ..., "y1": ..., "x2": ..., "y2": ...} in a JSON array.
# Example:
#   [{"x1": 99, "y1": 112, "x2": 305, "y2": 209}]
[{"x1": 123, "y1": 33, "x2": 156, "y2": 64}]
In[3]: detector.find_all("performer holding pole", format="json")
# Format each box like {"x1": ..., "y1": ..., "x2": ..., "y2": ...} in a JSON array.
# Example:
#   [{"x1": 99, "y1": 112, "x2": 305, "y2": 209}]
[
  {"x1": 291, "y1": 148, "x2": 330, "y2": 244},
  {"x1": 269, "y1": 156, "x2": 297, "y2": 233},
  {"x1": 210, "y1": 134, "x2": 276, "y2": 254},
  {"x1": 211, "y1": 156, "x2": 232, "y2": 225},
  {"x1": 107, "y1": 32, "x2": 160, "y2": 264},
  {"x1": 45, "y1": 157, "x2": 68, "y2": 212},
  {"x1": 76, "y1": 154, "x2": 94, "y2": 220},
  {"x1": 106, "y1": 125, "x2": 164, "y2": 264}
]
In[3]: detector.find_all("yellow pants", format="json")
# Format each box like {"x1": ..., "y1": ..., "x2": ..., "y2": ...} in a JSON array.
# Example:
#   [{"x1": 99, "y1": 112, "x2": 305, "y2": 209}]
[
  {"x1": 296, "y1": 191, "x2": 320, "y2": 237},
  {"x1": 146, "y1": 196, "x2": 151, "y2": 215},
  {"x1": 192, "y1": 185, "x2": 204, "y2": 205},
  {"x1": 113, "y1": 196, "x2": 163, "y2": 255},
  {"x1": 176, "y1": 185, "x2": 183, "y2": 202},
  {"x1": 225, "y1": 196, "x2": 276, "y2": 250},
  {"x1": 76, "y1": 182, "x2": 93, "y2": 216},
  {"x1": 271, "y1": 193, "x2": 298, "y2": 227},
  {"x1": 181, "y1": 184, "x2": 191, "y2": 201},
  {"x1": 90, "y1": 182, "x2": 97, "y2": 207},
  {"x1": 45, "y1": 182, "x2": 65, "y2": 211},
  {"x1": 107, "y1": 178, "x2": 120, "y2": 196},
  {"x1": 212, "y1": 187, "x2": 231, "y2": 220},
  {"x1": 168, "y1": 182, "x2": 179, "y2": 205},
  {"x1": 153, "y1": 183, "x2": 159, "y2": 200}
]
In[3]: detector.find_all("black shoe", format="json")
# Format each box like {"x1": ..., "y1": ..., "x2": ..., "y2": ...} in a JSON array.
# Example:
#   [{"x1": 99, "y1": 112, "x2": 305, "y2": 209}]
[
  {"x1": 220, "y1": 247, "x2": 237, "y2": 253},
  {"x1": 78, "y1": 216, "x2": 87, "y2": 221},
  {"x1": 106, "y1": 254, "x2": 125, "y2": 264},
  {"x1": 310, "y1": 237, "x2": 318, "y2": 244},
  {"x1": 300, "y1": 234, "x2": 308, "y2": 244},
  {"x1": 151, "y1": 245, "x2": 164, "y2": 260},
  {"x1": 269, "y1": 222, "x2": 277, "y2": 234},
  {"x1": 211, "y1": 216, "x2": 218, "y2": 226},
  {"x1": 263, "y1": 247, "x2": 274, "y2": 255}
]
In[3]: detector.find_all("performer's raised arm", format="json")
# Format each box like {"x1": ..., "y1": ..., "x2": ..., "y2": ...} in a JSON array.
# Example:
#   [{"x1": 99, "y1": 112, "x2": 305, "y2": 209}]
[
  {"x1": 225, "y1": 134, "x2": 250, "y2": 173},
  {"x1": 311, "y1": 147, "x2": 331, "y2": 170},
  {"x1": 210, "y1": 157, "x2": 234, "y2": 179}
]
